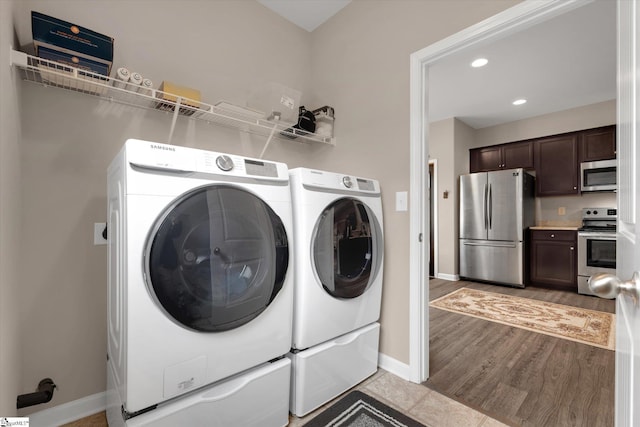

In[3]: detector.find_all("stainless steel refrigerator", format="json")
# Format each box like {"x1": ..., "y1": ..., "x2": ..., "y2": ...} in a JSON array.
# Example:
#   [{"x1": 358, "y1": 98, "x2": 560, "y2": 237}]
[{"x1": 459, "y1": 168, "x2": 535, "y2": 287}]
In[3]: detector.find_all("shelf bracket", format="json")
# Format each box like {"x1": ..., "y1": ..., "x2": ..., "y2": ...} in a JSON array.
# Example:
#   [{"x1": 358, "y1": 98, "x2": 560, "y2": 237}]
[
  {"x1": 259, "y1": 118, "x2": 280, "y2": 159},
  {"x1": 167, "y1": 97, "x2": 182, "y2": 145},
  {"x1": 10, "y1": 48, "x2": 28, "y2": 68}
]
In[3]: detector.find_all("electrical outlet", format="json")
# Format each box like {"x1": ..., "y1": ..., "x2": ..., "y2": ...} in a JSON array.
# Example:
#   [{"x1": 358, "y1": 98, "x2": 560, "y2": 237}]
[
  {"x1": 558, "y1": 207, "x2": 566, "y2": 216},
  {"x1": 94, "y1": 223, "x2": 107, "y2": 245}
]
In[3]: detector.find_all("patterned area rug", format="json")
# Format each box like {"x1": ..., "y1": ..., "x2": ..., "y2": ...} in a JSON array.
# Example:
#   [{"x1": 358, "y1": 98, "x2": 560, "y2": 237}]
[
  {"x1": 430, "y1": 287, "x2": 615, "y2": 350},
  {"x1": 304, "y1": 390, "x2": 426, "y2": 427}
]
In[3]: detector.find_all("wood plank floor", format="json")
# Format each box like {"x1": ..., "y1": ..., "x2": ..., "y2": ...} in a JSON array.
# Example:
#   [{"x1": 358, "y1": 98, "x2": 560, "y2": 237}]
[{"x1": 425, "y1": 278, "x2": 615, "y2": 427}]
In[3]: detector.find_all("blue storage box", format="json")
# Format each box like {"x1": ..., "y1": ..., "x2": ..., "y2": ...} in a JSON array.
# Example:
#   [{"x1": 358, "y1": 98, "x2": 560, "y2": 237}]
[
  {"x1": 37, "y1": 46, "x2": 110, "y2": 76},
  {"x1": 31, "y1": 11, "x2": 113, "y2": 76}
]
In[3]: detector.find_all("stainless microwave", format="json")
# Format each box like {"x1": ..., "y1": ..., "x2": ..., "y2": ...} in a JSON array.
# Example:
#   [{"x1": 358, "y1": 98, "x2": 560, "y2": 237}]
[{"x1": 580, "y1": 159, "x2": 616, "y2": 192}]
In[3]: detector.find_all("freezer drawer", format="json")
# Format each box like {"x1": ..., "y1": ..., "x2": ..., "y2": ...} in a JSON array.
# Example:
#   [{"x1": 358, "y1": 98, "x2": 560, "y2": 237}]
[{"x1": 460, "y1": 240, "x2": 525, "y2": 287}]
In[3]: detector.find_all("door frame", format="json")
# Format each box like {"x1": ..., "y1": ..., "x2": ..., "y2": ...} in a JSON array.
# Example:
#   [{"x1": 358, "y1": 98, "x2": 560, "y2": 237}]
[{"x1": 408, "y1": 0, "x2": 590, "y2": 383}]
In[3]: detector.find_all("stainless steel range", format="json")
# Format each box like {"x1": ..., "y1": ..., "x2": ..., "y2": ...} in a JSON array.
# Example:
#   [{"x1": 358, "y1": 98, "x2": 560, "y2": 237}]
[{"x1": 577, "y1": 208, "x2": 616, "y2": 297}]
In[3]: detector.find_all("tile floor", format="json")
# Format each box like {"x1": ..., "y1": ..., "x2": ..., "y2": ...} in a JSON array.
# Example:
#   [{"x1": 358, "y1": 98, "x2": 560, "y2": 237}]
[
  {"x1": 288, "y1": 369, "x2": 508, "y2": 427},
  {"x1": 64, "y1": 369, "x2": 508, "y2": 426}
]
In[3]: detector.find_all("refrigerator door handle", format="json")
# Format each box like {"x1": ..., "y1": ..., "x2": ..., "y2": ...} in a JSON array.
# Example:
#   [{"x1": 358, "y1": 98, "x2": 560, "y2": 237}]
[
  {"x1": 462, "y1": 241, "x2": 517, "y2": 248},
  {"x1": 484, "y1": 183, "x2": 489, "y2": 230}
]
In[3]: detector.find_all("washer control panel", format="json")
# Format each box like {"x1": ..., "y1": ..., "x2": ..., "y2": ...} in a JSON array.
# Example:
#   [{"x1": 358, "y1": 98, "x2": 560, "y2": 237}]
[
  {"x1": 342, "y1": 176, "x2": 353, "y2": 188},
  {"x1": 127, "y1": 139, "x2": 288, "y2": 181}
]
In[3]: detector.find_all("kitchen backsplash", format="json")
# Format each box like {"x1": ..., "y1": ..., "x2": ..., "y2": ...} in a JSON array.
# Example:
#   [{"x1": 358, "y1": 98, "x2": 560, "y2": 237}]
[{"x1": 535, "y1": 191, "x2": 616, "y2": 227}]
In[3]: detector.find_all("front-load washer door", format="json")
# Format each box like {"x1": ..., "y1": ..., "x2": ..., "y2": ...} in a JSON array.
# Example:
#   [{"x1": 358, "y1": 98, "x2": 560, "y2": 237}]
[
  {"x1": 313, "y1": 198, "x2": 382, "y2": 298},
  {"x1": 145, "y1": 185, "x2": 289, "y2": 332}
]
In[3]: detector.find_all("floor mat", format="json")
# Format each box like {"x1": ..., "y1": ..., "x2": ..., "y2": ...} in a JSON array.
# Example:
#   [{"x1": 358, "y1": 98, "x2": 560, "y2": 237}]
[
  {"x1": 430, "y1": 287, "x2": 615, "y2": 350},
  {"x1": 303, "y1": 390, "x2": 426, "y2": 427}
]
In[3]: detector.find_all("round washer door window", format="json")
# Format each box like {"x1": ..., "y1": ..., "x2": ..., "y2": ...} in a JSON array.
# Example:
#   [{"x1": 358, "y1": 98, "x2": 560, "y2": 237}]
[
  {"x1": 313, "y1": 197, "x2": 382, "y2": 298},
  {"x1": 145, "y1": 185, "x2": 289, "y2": 332}
]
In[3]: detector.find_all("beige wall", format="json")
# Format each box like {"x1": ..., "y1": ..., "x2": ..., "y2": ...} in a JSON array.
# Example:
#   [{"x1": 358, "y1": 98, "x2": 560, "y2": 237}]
[
  {"x1": 474, "y1": 100, "x2": 616, "y2": 147},
  {"x1": 8, "y1": 0, "x2": 520, "y2": 412},
  {"x1": 430, "y1": 119, "x2": 455, "y2": 276},
  {"x1": 429, "y1": 118, "x2": 475, "y2": 278},
  {"x1": 0, "y1": 0, "x2": 23, "y2": 416}
]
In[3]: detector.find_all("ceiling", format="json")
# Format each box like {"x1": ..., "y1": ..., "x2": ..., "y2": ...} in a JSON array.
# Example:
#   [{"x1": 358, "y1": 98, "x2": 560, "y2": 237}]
[
  {"x1": 258, "y1": 0, "x2": 615, "y2": 130},
  {"x1": 425, "y1": 0, "x2": 616, "y2": 129},
  {"x1": 257, "y1": 0, "x2": 351, "y2": 32}
]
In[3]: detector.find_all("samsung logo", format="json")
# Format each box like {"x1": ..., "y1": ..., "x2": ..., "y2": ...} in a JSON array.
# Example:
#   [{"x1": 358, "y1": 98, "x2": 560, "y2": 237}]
[{"x1": 150, "y1": 144, "x2": 175, "y2": 152}]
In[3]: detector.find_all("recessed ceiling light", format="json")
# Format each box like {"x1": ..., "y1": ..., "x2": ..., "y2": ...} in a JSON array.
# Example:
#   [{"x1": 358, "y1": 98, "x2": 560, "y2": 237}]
[
  {"x1": 513, "y1": 99, "x2": 527, "y2": 106},
  {"x1": 471, "y1": 58, "x2": 488, "y2": 68}
]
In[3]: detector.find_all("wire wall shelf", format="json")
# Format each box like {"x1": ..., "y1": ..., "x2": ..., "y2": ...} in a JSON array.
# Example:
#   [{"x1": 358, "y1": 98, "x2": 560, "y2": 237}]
[{"x1": 10, "y1": 49, "x2": 335, "y2": 146}]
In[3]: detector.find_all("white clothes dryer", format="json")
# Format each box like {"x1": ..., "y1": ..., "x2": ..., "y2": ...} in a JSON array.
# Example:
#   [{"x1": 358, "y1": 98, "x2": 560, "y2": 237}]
[
  {"x1": 287, "y1": 167, "x2": 384, "y2": 416},
  {"x1": 106, "y1": 139, "x2": 293, "y2": 425}
]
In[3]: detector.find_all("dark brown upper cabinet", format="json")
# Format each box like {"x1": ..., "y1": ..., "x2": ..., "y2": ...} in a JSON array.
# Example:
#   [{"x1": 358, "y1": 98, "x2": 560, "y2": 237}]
[
  {"x1": 468, "y1": 125, "x2": 615, "y2": 196},
  {"x1": 469, "y1": 141, "x2": 533, "y2": 173},
  {"x1": 534, "y1": 133, "x2": 579, "y2": 196},
  {"x1": 579, "y1": 125, "x2": 616, "y2": 162}
]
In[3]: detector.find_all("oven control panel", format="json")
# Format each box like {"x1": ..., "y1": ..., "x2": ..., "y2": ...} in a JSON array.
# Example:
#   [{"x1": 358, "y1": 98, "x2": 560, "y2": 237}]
[{"x1": 582, "y1": 208, "x2": 617, "y2": 220}]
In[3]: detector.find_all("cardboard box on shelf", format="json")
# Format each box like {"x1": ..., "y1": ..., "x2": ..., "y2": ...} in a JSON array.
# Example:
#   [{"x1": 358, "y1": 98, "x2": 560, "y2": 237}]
[
  {"x1": 31, "y1": 11, "x2": 114, "y2": 76},
  {"x1": 155, "y1": 81, "x2": 202, "y2": 116}
]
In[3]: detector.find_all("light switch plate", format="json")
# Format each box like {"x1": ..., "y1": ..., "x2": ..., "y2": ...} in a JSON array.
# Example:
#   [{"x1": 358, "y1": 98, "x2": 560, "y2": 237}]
[
  {"x1": 396, "y1": 191, "x2": 408, "y2": 212},
  {"x1": 94, "y1": 222, "x2": 107, "y2": 245}
]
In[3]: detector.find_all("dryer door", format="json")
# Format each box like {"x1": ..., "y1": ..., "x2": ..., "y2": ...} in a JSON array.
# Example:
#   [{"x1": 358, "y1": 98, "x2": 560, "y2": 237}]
[
  {"x1": 145, "y1": 185, "x2": 289, "y2": 332},
  {"x1": 313, "y1": 197, "x2": 383, "y2": 298}
]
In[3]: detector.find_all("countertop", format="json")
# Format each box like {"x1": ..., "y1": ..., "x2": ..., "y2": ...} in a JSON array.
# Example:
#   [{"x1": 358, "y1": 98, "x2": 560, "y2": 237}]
[{"x1": 529, "y1": 226, "x2": 580, "y2": 231}]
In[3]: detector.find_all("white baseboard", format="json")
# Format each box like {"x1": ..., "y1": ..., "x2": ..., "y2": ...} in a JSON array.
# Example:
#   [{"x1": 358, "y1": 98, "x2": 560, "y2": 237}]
[
  {"x1": 378, "y1": 352, "x2": 411, "y2": 381},
  {"x1": 436, "y1": 273, "x2": 459, "y2": 281},
  {"x1": 27, "y1": 391, "x2": 106, "y2": 427}
]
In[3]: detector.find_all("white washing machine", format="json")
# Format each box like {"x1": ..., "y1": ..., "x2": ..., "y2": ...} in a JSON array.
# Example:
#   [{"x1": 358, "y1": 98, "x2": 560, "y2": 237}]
[
  {"x1": 287, "y1": 167, "x2": 384, "y2": 416},
  {"x1": 106, "y1": 139, "x2": 294, "y2": 426}
]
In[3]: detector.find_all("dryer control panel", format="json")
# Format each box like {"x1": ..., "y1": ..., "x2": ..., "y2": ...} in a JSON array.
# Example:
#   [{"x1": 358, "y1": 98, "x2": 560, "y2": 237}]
[{"x1": 291, "y1": 167, "x2": 380, "y2": 195}]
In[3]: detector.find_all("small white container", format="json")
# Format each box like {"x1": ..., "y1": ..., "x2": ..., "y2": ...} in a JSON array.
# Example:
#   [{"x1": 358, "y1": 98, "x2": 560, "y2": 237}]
[
  {"x1": 128, "y1": 72, "x2": 143, "y2": 92},
  {"x1": 139, "y1": 78, "x2": 153, "y2": 96},
  {"x1": 112, "y1": 67, "x2": 130, "y2": 89}
]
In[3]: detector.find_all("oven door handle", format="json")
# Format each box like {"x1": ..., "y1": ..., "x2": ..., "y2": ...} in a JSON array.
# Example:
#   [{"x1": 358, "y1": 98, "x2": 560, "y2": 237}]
[{"x1": 579, "y1": 234, "x2": 617, "y2": 240}]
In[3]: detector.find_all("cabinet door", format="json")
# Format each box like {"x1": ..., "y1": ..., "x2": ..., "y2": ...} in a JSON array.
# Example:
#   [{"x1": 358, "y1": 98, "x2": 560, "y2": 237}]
[
  {"x1": 470, "y1": 146, "x2": 502, "y2": 172},
  {"x1": 503, "y1": 141, "x2": 534, "y2": 170},
  {"x1": 535, "y1": 134, "x2": 579, "y2": 196},
  {"x1": 579, "y1": 125, "x2": 616, "y2": 162},
  {"x1": 529, "y1": 230, "x2": 577, "y2": 289}
]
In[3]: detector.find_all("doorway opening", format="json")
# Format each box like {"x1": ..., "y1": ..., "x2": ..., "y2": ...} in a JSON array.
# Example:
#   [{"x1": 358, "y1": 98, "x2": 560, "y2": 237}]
[
  {"x1": 428, "y1": 160, "x2": 436, "y2": 278},
  {"x1": 408, "y1": 1, "x2": 595, "y2": 383}
]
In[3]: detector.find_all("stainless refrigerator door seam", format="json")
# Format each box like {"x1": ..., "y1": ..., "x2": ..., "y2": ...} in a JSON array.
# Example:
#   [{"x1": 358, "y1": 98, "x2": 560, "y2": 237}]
[{"x1": 489, "y1": 183, "x2": 493, "y2": 230}]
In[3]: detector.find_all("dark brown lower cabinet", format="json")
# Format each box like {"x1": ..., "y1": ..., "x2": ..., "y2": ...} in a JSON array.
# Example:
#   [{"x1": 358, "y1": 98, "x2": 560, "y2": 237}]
[{"x1": 529, "y1": 229, "x2": 577, "y2": 290}]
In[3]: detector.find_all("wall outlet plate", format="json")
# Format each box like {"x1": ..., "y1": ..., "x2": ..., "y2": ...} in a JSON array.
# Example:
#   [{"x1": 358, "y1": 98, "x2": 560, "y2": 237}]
[{"x1": 94, "y1": 222, "x2": 107, "y2": 245}]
